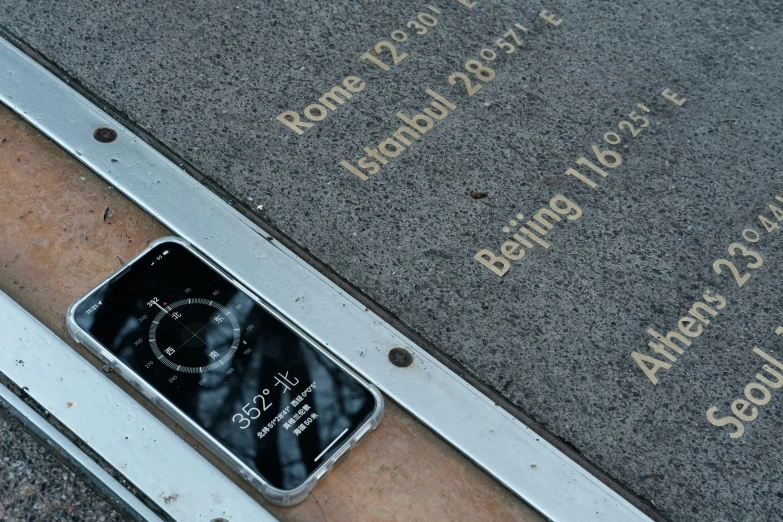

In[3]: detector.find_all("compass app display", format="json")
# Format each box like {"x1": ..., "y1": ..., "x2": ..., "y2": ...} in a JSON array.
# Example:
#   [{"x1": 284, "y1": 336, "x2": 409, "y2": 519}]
[{"x1": 73, "y1": 241, "x2": 378, "y2": 490}]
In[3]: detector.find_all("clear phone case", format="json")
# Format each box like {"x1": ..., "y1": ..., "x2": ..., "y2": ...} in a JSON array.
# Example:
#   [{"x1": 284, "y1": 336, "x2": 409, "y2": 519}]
[{"x1": 66, "y1": 236, "x2": 384, "y2": 506}]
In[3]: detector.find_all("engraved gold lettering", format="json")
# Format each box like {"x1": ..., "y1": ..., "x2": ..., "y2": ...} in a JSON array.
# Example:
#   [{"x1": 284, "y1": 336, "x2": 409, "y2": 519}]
[
  {"x1": 549, "y1": 194, "x2": 582, "y2": 220},
  {"x1": 702, "y1": 290, "x2": 727, "y2": 310},
  {"x1": 533, "y1": 208, "x2": 561, "y2": 230},
  {"x1": 276, "y1": 111, "x2": 314, "y2": 135},
  {"x1": 745, "y1": 382, "x2": 772, "y2": 406},
  {"x1": 501, "y1": 241, "x2": 526, "y2": 261},
  {"x1": 358, "y1": 157, "x2": 381, "y2": 175},
  {"x1": 677, "y1": 316, "x2": 703, "y2": 338},
  {"x1": 688, "y1": 301, "x2": 717, "y2": 324},
  {"x1": 456, "y1": 0, "x2": 477, "y2": 9},
  {"x1": 731, "y1": 399, "x2": 758, "y2": 421},
  {"x1": 341, "y1": 90, "x2": 456, "y2": 180},
  {"x1": 538, "y1": 10, "x2": 563, "y2": 26},
  {"x1": 708, "y1": 345, "x2": 783, "y2": 440},
  {"x1": 760, "y1": 215, "x2": 780, "y2": 232},
  {"x1": 661, "y1": 88, "x2": 687, "y2": 106},
  {"x1": 304, "y1": 103, "x2": 328, "y2": 121},
  {"x1": 631, "y1": 352, "x2": 672, "y2": 385},
  {"x1": 423, "y1": 102, "x2": 450, "y2": 120},
  {"x1": 378, "y1": 138, "x2": 404, "y2": 158},
  {"x1": 756, "y1": 365, "x2": 783, "y2": 389},
  {"x1": 753, "y1": 347, "x2": 783, "y2": 371},
  {"x1": 525, "y1": 220, "x2": 549, "y2": 236},
  {"x1": 564, "y1": 167, "x2": 597, "y2": 188},
  {"x1": 277, "y1": 76, "x2": 366, "y2": 135},
  {"x1": 363, "y1": 147, "x2": 389, "y2": 165},
  {"x1": 343, "y1": 76, "x2": 366, "y2": 93},
  {"x1": 474, "y1": 249, "x2": 510, "y2": 277},
  {"x1": 706, "y1": 407, "x2": 744, "y2": 439},
  {"x1": 512, "y1": 232, "x2": 534, "y2": 249},
  {"x1": 517, "y1": 226, "x2": 551, "y2": 248},
  {"x1": 392, "y1": 126, "x2": 421, "y2": 146},
  {"x1": 396, "y1": 112, "x2": 434, "y2": 133},
  {"x1": 339, "y1": 160, "x2": 368, "y2": 181},
  {"x1": 647, "y1": 328, "x2": 692, "y2": 356},
  {"x1": 318, "y1": 86, "x2": 353, "y2": 111}
]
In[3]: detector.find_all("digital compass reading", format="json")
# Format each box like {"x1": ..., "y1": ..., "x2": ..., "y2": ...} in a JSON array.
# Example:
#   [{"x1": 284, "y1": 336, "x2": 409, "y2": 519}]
[
  {"x1": 73, "y1": 241, "x2": 381, "y2": 492},
  {"x1": 146, "y1": 296, "x2": 240, "y2": 373}
]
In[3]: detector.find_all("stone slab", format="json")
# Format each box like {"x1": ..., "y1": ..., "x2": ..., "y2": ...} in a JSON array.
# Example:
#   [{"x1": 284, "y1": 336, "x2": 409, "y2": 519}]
[{"x1": 2, "y1": 1, "x2": 783, "y2": 520}]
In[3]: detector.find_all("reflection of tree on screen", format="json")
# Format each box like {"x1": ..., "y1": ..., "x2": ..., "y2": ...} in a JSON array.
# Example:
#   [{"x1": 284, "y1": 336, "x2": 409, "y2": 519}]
[{"x1": 80, "y1": 262, "x2": 376, "y2": 491}]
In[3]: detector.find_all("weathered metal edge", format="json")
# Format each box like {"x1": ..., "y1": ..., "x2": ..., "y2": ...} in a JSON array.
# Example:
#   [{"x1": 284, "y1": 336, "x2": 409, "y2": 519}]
[
  {"x1": 0, "y1": 290, "x2": 280, "y2": 521},
  {"x1": 0, "y1": 36, "x2": 652, "y2": 522},
  {"x1": 0, "y1": 378, "x2": 164, "y2": 522}
]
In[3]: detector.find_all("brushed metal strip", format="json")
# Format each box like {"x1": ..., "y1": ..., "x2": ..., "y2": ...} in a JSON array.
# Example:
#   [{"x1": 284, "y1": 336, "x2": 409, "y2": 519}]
[
  {"x1": 0, "y1": 382, "x2": 164, "y2": 522},
  {"x1": 0, "y1": 291, "x2": 279, "y2": 521}
]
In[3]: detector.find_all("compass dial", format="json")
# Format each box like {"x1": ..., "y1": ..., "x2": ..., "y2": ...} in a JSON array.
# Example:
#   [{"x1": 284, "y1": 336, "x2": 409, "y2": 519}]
[{"x1": 148, "y1": 298, "x2": 240, "y2": 373}]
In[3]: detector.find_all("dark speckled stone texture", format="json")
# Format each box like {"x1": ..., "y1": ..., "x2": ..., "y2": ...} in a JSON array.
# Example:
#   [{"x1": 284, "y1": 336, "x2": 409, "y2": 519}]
[
  {"x1": 0, "y1": 407, "x2": 127, "y2": 522},
  {"x1": 2, "y1": 1, "x2": 783, "y2": 520}
]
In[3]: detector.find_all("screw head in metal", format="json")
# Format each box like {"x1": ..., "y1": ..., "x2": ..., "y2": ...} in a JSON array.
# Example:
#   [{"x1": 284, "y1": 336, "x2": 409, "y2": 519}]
[
  {"x1": 388, "y1": 347, "x2": 413, "y2": 368},
  {"x1": 93, "y1": 126, "x2": 118, "y2": 143}
]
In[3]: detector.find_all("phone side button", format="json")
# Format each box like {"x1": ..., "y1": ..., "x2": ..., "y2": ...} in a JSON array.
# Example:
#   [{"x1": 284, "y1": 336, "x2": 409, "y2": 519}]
[
  {"x1": 331, "y1": 449, "x2": 349, "y2": 466},
  {"x1": 315, "y1": 468, "x2": 328, "y2": 482}
]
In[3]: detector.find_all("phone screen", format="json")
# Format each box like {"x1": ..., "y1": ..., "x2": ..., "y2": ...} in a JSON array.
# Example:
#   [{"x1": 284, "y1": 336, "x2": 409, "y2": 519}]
[{"x1": 73, "y1": 241, "x2": 378, "y2": 491}]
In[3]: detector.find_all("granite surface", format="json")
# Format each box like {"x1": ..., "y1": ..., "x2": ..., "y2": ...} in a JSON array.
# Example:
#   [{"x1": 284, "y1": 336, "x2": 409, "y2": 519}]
[
  {"x1": 2, "y1": 1, "x2": 783, "y2": 520},
  {"x1": 0, "y1": 406, "x2": 128, "y2": 522}
]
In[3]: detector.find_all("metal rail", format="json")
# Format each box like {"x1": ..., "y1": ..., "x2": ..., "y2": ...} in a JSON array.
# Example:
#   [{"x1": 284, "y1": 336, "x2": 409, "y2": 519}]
[
  {"x1": 0, "y1": 381, "x2": 164, "y2": 522},
  {"x1": 0, "y1": 291, "x2": 279, "y2": 521}
]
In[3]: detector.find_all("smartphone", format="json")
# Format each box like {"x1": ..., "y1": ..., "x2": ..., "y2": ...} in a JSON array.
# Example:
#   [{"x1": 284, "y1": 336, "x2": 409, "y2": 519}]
[{"x1": 66, "y1": 237, "x2": 383, "y2": 506}]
